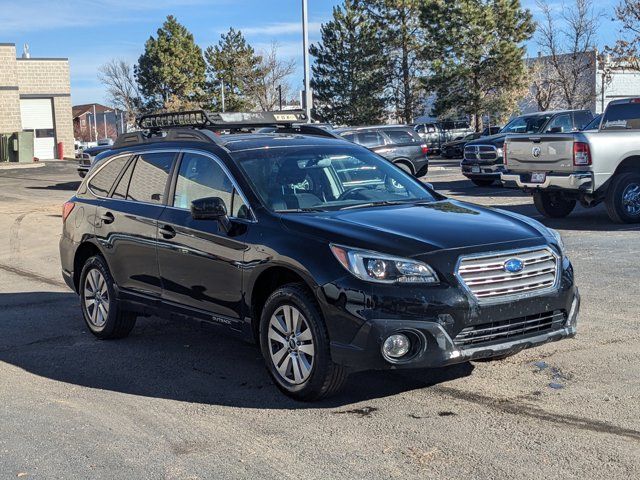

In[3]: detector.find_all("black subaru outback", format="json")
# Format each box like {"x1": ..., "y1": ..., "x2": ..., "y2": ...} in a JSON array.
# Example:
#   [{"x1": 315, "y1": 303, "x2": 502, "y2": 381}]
[{"x1": 60, "y1": 110, "x2": 579, "y2": 401}]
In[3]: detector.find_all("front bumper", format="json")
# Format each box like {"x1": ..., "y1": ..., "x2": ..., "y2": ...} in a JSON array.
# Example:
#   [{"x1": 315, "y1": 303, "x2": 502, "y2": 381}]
[
  {"x1": 501, "y1": 171, "x2": 593, "y2": 193},
  {"x1": 330, "y1": 290, "x2": 579, "y2": 370},
  {"x1": 461, "y1": 161, "x2": 504, "y2": 178}
]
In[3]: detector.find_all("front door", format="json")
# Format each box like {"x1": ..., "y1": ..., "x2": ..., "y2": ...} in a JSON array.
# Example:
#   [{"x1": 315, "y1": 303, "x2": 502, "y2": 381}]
[{"x1": 157, "y1": 151, "x2": 250, "y2": 327}]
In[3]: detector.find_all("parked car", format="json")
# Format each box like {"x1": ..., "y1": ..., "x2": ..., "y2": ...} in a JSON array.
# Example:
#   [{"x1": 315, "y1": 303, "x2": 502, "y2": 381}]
[
  {"x1": 440, "y1": 126, "x2": 501, "y2": 159},
  {"x1": 59, "y1": 110, "x2": 579, "y2": 401},
  {"x1": 77, "y1": 144, "x2": 112, "y2": 178},
  {"x1": 414, "y1": 119, "x2": 474, "y2": 153},
  {"x1": 501, "y1": 99, "x2": 640, "y2": 223},
  {"x1": 334, "y1": 125, "x2": 429, "y2": 177},
  {"x1": 461, "y1": 110, "x2": 593, "y2": 187}
]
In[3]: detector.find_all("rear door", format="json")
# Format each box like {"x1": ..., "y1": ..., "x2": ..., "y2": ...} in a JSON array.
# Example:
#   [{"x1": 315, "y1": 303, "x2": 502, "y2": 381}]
[
  {"x1": 156, "y1": 150, "x2": 250, "y2": 327},
  {"x1": 93, "y1": 151, "x2": 177, "y2": 298}
]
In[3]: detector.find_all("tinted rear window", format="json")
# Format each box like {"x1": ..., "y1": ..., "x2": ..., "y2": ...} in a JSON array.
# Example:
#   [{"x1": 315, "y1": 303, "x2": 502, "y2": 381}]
[
  {"x1": 601, "y1": 103, "x2": 640, "y2": 130},
  {"x1": 384, "y1": 129, "x2": 418, "y2": 144},
  {"x1": 126, "y1": 152, "x2": 176, "y2": 204},
  {"x1": 356, "y1": 131, "x2": 386, "y2": 147},
  {"x1": 88, "y1": 156, "x2": 129, "y2": 197}
]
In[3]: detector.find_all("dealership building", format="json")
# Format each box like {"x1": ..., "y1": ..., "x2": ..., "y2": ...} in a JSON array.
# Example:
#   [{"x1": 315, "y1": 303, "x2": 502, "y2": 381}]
[{"x1": 0, "y1": 43, "x2": 73, "y2": 160}]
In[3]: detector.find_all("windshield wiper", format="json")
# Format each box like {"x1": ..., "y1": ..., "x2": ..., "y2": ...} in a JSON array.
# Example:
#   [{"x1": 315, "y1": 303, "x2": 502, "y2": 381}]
[
  {"x1": 339, "y1": 200, "x2": 407, "y2": 210},
  {"x1": 276, "y1": 207, "x2": 327, "y2": 213}
]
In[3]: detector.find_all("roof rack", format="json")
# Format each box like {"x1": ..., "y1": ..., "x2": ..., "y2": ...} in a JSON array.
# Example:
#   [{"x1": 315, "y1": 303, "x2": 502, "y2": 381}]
[{"x1": 137, "y1": 109, "x2": 309, "y2": 131}]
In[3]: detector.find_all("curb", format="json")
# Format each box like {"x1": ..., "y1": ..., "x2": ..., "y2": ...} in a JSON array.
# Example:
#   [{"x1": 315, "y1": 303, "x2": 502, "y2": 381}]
[{"x1": 0, "y1": 162, "x2": 45, "y2": 170}]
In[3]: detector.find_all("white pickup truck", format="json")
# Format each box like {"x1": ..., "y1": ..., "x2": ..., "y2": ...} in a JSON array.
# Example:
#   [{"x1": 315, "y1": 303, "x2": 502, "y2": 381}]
[{"x1": 501, "y1": 98, "x2": 640, "y2": 223}]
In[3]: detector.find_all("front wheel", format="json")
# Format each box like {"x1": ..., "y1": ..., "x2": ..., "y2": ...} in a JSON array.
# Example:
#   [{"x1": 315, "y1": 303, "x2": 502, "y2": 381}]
[
  {"x1": 79, "y1": 255, "x2": 137, "y2": 339},
  {"x1": 605, "y1": 172, "x2": 640, "y2": 223},
  {"x1": 259, "y1": 283, "x2": 347, "y2": 401},
  {"x1": 533, "y1": 191, "x2": 576, "y2": 218}
]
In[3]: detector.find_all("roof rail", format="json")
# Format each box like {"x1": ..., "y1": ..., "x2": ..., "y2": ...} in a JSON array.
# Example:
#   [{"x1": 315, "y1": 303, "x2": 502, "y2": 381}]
[{"x1": 137, "y1": 109, "x2": 309, "y2": 131}]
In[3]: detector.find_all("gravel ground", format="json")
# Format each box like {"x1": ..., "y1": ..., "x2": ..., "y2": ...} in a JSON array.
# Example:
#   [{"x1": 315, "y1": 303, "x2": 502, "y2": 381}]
[{"x1": 0, "y1": 159, "x2": 638, "y2": 480}]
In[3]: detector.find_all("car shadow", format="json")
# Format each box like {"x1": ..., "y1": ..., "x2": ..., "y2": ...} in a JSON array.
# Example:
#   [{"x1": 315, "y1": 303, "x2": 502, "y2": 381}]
[
  {"x1": 0, "y1": 291, "x2": 474, "y2": 410},
  {"x1": 27, "y1": 181, "x2": 81, "y2": 191},
  {"x1": 430, "y1": 178, "x2": 528, "y2": 198}
]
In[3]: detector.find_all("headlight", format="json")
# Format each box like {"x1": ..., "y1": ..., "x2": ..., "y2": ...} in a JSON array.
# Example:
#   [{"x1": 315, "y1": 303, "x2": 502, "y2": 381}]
[
  {"x1": 546, "y1": 227, "x2": 565, "y2": 254},
  {"x1": 330, "y1": 245, "x2": 439, "y2": 284}
]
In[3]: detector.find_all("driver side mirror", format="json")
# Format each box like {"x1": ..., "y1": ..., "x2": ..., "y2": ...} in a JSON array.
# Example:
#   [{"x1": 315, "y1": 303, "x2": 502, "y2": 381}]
[
  {"x1": 191, "y1": 197, "x2": 232, "y2": 232},
  {"x1": 547, "y1": 126, "x2": 563, "y2": 133}
]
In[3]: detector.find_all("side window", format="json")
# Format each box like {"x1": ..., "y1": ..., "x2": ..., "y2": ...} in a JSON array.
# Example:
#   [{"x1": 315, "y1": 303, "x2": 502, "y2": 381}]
[
  {"x1": 340, "y1": 133, "x2": 356, "y2": 142},
  {"x1": 545, "y1": 114, "x2": 573, "y2": 133},
  {"x1": 356, "y1": 131, "x2": 385, "y2": 147},
  {"x1": 414, "y1": 125, "x2": 425, "y2": 134},
  {"x1": 173, "y1": 152, "x2": 248, "y2": 218},
  {"x1": 127, "y1": 152, "x2": 176, "y2": 204},
  {"x1": 385, "y1": 129, "x2": 417, "y2": 144},
  {"x1": 88, "y1": 156, "x2": 130, "y2": 197},
  {"x1": 112, "y1": 158, "x2": 135, "y2": 199}
]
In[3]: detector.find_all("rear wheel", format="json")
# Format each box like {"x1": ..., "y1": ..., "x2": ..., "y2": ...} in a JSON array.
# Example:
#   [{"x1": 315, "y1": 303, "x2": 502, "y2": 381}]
[
  {"x1": 533, "y1": 191, "x2": 576, "y2": 218},
  {"x1": 471, "y1": 178, "x2": 495, "y2": 187},
  {"x1": 605, "y1": 172, "x2": 640, "y2": 223},
  {"x1": 259, "y1": 283, "x2": 347, "y2": 401},
  {"x1": 80, "y1": 255, "x2": 137, "y2": 339}
]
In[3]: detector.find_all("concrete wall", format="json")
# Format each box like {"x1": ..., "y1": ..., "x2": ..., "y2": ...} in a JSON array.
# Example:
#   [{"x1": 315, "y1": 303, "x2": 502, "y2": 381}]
[{"x1": 0, "y1": 44, "x2": 22, "y2": 133}]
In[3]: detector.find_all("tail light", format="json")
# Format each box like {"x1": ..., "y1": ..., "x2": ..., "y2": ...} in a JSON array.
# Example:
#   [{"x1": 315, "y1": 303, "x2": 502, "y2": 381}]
[
  {"x1": 420, "y1": 144, "x2": 429, "y2": 155},
  {"x1": 503, "y1": 142, "x2": 508, "y2": 166},
  {"x1": 62, "y1": 201, "x2": 75, "y2": 222},
  {"x1": 573, "y1": 142, "x2": 591, "y2": 166}
]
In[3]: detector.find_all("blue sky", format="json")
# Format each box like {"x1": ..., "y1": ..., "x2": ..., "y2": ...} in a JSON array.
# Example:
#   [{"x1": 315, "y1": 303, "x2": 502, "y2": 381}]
[{"x1": 1, "y1": 0, "x2": 622, "y2": 106}]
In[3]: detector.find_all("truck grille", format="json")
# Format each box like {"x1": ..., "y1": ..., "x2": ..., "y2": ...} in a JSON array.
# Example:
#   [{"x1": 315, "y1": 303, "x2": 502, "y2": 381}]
[
  {"x1": 464, "y1": 144, "x2": 497, "y2": 161},
  {"x1": 453, "y1": 310, "x2": 566, "y2": 348},
  {"x1": 456, "y1": 247, "x2": 559, "y2": 303}
]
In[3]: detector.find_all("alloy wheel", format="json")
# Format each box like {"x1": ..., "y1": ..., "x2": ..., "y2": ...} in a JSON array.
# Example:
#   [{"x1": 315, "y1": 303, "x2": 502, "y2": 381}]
[
  {"x1": 622, "y1": 183, "x2": 640, "y2": 217},
  {"x1": 267, "y1": 305, "x2": 315, "y2": 385},
  {"x1": 83, "y1": 268, "x2": 109, "y2": 328}
]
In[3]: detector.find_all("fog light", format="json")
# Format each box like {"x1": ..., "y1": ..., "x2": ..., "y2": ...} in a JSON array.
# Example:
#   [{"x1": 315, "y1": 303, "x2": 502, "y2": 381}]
[{"x1": 383, "y1": 333, "x2": 410, "y2": 359}]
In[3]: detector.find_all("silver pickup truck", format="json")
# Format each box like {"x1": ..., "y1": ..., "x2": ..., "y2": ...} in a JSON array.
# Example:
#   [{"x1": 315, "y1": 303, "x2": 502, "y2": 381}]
[{"x1": 501, "y1": 98, "x2": 640, "y2": 223}]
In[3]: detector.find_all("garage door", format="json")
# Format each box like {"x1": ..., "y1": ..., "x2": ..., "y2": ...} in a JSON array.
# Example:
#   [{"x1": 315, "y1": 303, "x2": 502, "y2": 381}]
[{"x1": 20, "y1": 98, "x2": 56, "y2": 159}]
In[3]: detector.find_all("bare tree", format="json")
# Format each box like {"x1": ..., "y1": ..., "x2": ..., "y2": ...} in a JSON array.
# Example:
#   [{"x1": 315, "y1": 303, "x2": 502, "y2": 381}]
[
  {"x1": 526, "y1": 60, "x2": 562, "y2": 111},
  {"x1": 607, "y1": 1, "x2": 640, "y2": 70},
  {"x1": 98, "y1": 59, "x2": 142, "y2": 130},
  {"x1": 250, "y1": 43, "x2": 296, "y2": 112},
  {"x1": 536, "y1": 0, "x2": 600, "y2": 109}
]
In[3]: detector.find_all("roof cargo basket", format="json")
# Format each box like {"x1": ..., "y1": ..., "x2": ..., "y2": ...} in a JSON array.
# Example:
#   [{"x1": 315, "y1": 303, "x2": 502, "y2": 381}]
[{"x1": 137, "y1": 109, "x2": 309, "y2": 132}]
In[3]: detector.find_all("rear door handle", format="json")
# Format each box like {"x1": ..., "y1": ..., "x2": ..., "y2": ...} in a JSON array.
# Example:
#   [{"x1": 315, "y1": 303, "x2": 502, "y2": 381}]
[
  {"x1": 159, "y1": 225, "x2": 176, "y2": 239},
  {"x1": 100, "y1": 212, "x2": 115, "y2": 224}
]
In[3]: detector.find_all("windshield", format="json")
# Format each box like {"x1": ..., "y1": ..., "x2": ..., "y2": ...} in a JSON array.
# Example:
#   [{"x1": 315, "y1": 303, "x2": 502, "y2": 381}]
[
  {"x1": 500, "y1": 114, "x2": 553, "y2": 134},
  {"x1": 234, "y1": 145, "x2": 437, "y2": 212}
]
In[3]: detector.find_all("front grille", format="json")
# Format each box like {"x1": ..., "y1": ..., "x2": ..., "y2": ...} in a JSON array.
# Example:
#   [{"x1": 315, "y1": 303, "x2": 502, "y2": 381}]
[
  {"x1": 456, "y1": 247, "x2": 559, "y2": 303},
  {"x1": 464, "y1": 144, "x2": 497, "y2": 161},
  {"x1": 454, "y1": 310, "x2": 566, "y2": 348}
]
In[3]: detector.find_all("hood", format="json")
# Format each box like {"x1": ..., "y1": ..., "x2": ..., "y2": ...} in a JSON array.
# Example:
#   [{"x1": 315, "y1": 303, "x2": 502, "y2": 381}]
[
  {"x1": 280, "y1": 200, "x2": 546, "y2": 257},
  {"x1": 465, "y1": 133, "x2": 506, "y2": 147},
  {"x1": 442, "y1": 138, "x2": 470, "y2": 147}
]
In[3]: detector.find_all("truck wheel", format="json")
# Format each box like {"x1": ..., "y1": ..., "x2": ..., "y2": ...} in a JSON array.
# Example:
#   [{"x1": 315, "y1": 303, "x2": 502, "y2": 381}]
[
  {"x1": 533, "y1": 191, "x2": 576, "y2": 218},
  {"x1": 79, "y1": 255, "x2": 137, "y2": 339},
  {"x1": 259, "y1": 283, "x2": 348, "y2": 401},
  {"x1": 605, "y1": 172, "x2": 640, "y2": 223},
  {"x1": 471, "y1": 178, "x2": 495, "y2": 187}
]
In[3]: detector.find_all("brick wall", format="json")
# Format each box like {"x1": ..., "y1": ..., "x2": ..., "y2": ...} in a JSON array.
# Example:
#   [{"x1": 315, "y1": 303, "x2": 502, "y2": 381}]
[
  {"x1": 0, "y1": 44, "x2": 22, "y2": 133},
  {"x1": 53, "y1": 96, "x2": 74, "y2": 157}
]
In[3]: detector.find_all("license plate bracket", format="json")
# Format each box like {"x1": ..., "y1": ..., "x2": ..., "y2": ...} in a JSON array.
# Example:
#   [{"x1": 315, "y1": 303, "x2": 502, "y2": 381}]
[{"x1": 471, "y1": 166, "x2": 481, "y2": 173}]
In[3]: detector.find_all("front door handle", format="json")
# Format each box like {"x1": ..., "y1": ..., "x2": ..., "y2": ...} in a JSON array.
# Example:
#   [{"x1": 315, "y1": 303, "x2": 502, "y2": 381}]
[
  {"x1": 159, "y1": 225, "x2": 176, "y2": 239},
  {"x1": 100, "y1": 212, "x2": 115, "y2": 224}
]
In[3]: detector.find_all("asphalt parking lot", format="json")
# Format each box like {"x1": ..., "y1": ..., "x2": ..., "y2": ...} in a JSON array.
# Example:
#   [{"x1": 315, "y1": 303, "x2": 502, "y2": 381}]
[{"x1": 1, "y1": 159, "x2": 638, "y2": 479}]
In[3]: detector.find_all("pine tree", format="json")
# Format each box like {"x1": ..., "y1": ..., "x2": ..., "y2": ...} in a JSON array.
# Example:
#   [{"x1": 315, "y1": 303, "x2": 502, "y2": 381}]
[
  {"x1": 135, "y1": 15, "x2": 207, "y2": 111},
  {"x1": 204, "y1": 28, "x2": 262, "y2": 112},
  {"x1": 310, "y1": 0, "x2": 387, "y2": 125},
  {"x1": 364, "y1": 0, "x2": 425, "y2": 123},
  {"x1": 420, "y1": 0, "x2": 535, "y2": 129}
]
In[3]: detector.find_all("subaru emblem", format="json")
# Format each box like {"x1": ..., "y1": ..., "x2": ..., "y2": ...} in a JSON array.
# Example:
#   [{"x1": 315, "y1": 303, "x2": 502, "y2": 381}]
[{"x1": 504, "y1": 258, "x2": 524, "y2": 273}]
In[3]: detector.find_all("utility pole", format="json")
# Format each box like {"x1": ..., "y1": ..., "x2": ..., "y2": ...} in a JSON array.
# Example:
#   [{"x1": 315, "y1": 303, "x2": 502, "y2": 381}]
[
  {"x1": 278, "y1": 85, "x2": 283, "y2": 111},
  {"x1": 103, "y1": 112, "x2": 108, "y2": 139},
  {"x1": 221, "y1": 80, "x2": 226, "y2": 113},
  {"x1": 92, "y1": 104, "x2": 97, "y2": 142},
  {"x1": 302, "y1": 0, "x2": 312, "y2": 122}
]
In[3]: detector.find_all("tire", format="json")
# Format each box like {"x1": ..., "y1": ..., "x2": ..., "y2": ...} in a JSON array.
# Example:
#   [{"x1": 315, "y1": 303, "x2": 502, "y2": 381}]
[
  {"x1": 471, "y1": 178, "x2": 495, "y2": 187},
  {"x1": 259, "y1": 283, "x2": 348, "y2": 401},
  {"x1": 79, "y1": 255, "x2": 137, "y2": 339},
  {"x1": 605, "y1": 172, "x2": 640, "y2": 224},
  {"x1": 533, "y1": 191, "x2": 576, "y2": 218}
]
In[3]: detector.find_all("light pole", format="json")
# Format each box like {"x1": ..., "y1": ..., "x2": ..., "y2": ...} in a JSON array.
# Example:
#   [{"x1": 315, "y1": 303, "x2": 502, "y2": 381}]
[
  {"x1": 302, "y1": 0, "x2": 312, "y2": 122},
  {"x1": 221, "y1": 80, "x2": 226, "y2": 113}
]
